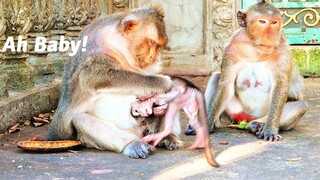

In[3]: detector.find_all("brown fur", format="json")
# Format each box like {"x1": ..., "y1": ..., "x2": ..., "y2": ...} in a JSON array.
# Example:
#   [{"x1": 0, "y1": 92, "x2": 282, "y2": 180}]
[
  {"x1": 48, "y1": 7, "x2": 181, "y2": 158},
  {"x1": 206, "y1": 1, "x2": 307, "y2": 141}
]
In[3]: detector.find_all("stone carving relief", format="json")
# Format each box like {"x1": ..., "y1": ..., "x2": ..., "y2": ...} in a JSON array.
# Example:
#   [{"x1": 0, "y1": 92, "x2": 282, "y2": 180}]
[
  {"x1": 211, "y1": 0, "x2": 235, "y2": 64},
  {"x1": 30, "y1": 0, "x2": 55, "y2": 32},
  {"x1": 113, "y1": 0, "x2": 129, "y2": 13},
  {"x1": 70, "y1": 0, "x2": 88, "y2": 26},
  {"x1": 85, "y1": 0, "x2": 101, "y2": 23},
  {"x1": 0, "y1": 4, "x2": 6, "y2": 38},
  {"x1": 53, "y1": 0, "x2": 72, "y2": 30},
  {"x1": 2, "y1": 0, "x2": 34, "y2": 35}
]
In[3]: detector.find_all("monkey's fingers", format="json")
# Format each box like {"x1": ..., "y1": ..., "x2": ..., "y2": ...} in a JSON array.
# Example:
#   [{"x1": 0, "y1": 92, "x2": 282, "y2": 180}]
[
  {"x1": 152, "y1": 137, "x2": 163, "y2": 147},
  {"x1": 153, "y1": 104, "x2": 168, "y2": 116},
  {"x1": 142, "y1": 134, "x2": 165, "y2": 147}
]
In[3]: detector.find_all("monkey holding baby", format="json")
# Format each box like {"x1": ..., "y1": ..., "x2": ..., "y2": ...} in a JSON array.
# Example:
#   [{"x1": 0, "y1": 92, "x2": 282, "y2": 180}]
[
  {"x1": 48, "y1": 7, "x2": 182, "y2": 159},
  {"x1": 205, "y1": 0, "x2": 308, "y2": 141},
  {"x1": 131, "y1": 76, "x2": 219, "y2": 167}
]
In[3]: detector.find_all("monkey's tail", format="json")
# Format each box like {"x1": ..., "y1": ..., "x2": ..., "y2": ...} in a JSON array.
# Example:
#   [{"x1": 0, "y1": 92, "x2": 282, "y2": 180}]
[
  {"x1": 205, "y1": 136, "x2": 219, "y2": 167},
  {"x1": 196, "y1": 91, "x2": 219, "y2": 167}
]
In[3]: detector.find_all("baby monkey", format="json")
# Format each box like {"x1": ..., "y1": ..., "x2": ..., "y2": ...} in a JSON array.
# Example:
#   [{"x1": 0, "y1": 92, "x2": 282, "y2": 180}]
[{"x1": 131, "y1": 77, "x2": 219, "y2": 167}]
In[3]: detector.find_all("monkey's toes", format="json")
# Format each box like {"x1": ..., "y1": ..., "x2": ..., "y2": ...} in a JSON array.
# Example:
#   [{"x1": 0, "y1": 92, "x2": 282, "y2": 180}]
[
  {"x1": 157, "y1": 135, "x2": 182, "y2": 151},
  {"x1": 185, "y1": 124, "x2": 196, "y2": 136},
  {"x1": 124, "y1": 140, "x2": 156, "y2": 159},
  {"x1": 257, "y1": 131, "x2": 283, "y2": 142}
]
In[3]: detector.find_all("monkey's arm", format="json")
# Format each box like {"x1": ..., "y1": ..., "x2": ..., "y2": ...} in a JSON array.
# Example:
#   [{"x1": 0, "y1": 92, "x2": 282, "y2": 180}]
[
  {"x1": 79, "y1": 55, "x2": 172, "y2": 97},
  {"x1": 258, "y1": 55, "x2": 291, "y2": 141},
  {"x1": 207, "y1": 54, "x2": 238, "y2": 129}
]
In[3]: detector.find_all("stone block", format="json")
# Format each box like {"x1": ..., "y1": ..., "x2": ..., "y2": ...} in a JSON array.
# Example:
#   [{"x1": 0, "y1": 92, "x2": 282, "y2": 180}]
[
  {"x1": 1, "y1": 62, "x2": 35, "y2": 90},
  {"x1": 0, "y1": 73, "x2": 9, "y2": 100},
  {"x1": 0, "y1": 82, "x2": 60, "y2": 133}
]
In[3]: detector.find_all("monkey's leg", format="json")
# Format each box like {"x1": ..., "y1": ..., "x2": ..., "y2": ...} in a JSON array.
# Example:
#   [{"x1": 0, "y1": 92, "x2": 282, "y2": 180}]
[
  {"x1": 205, "y1": 72, "x2": 221, "y2": 113},
  {"x1": 185, "y1": 72, "x2": 221, "y2": 135},
  {"x1": 157, "y1": 113, "x2": 183, "y2": 150},
  {"x1": 279, "y1": 101, "x2": 308, "y2": 131},
  {"x1": 246, "y1": 101, "x2": 308, "y2": 137},
  {"x1": 72, "y1": 113, "x2": 155, "y2": 159}
]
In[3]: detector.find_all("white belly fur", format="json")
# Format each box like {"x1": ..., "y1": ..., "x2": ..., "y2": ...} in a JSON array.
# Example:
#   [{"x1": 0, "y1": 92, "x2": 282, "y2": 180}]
[
  {"x1": 89, "y1": 93, "x2": 138, "y2": 130},
  {"x1": 235, "y1": 62, "x2": 274, "y2": 117}
]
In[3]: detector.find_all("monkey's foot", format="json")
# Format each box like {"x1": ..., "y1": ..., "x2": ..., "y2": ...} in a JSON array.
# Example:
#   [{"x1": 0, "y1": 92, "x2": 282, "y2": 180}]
[
  {"x1": 256, "y1": 125, "x2": 283, "y2": 142},
  {"x1": 246, "y1": 121, "x2": 264, "y2": 134},
  {"x1": 158, "y1": 135, "x2": 182, "y2": 151},
  {"x1": 185, "y1": 124, "x2": 196, "y2": 136},
  {"x1": 123, "y1": 140, "x2": 156, "y2": 159}
]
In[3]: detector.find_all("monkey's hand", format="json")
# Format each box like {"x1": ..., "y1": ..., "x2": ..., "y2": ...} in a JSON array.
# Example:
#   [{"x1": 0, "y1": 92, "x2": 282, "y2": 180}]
[
  {"x1": 152, "y1": 103, "x2": 168, "y2": 116},
  {"x1": 142, "y1": 131, "x2": 168, "y2": 147},
  {"x1": 122, "y1": 140, "x2": 156, "y2": 159},
  {"x1": 257, "y1": 124, "x2": 282, "y2": 142}
]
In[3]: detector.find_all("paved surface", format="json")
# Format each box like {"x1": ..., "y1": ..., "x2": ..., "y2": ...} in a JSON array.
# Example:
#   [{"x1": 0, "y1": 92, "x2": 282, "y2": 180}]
[{"x1": 0, "y1": 77, "x2": 319, "y2": 180}]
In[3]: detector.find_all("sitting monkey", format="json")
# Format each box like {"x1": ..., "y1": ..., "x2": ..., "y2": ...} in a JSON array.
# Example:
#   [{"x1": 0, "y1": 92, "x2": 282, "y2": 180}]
[
  {"x1": 131, "y1": 77, "x2": 219, "y2": 167},
  {"x1": 205, "y1": 0, "x2": 308, "y2": 141},
  {"x1": 48, "y1": 7, "x2": 182, "y2": 159}
]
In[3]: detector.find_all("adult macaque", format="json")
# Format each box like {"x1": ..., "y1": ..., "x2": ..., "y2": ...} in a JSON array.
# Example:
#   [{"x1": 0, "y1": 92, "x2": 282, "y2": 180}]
[
  {"x1": 48, "y1": 7, "x2": 182, "y2": 159},
  {"x1": 131, "y1": 77, "x2": 219, "y2": 167},
  {"x1": 206, "y1": 0, "x2": 308, "y2": 141}
]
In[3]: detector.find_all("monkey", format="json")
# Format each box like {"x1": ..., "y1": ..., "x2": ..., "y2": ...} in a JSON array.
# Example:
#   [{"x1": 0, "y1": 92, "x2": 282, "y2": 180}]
[
  {"x1": 47, "y1": 6, "x2": 183, "y2": 159},
  {"x1": 131, "y1": 77, "x2": 219, "y2": 167},
  {"x1": 205, "y1": 0, "x2": 308, "y2": 141}
]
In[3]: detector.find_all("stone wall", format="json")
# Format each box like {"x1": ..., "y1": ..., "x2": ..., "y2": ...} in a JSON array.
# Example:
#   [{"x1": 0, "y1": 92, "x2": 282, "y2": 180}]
[{"x1": 0, "y1": 0, "x2": 103, "y2": 133}]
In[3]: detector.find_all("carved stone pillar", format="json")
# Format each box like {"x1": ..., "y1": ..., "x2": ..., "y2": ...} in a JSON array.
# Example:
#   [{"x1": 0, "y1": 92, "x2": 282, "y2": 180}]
[
  {"x1": 47, "y1": 0, "x2": 72, "y2": 77},
  {"x1": 0, "y1": 0, "x2": 35, "y2": 90},
  {"x1": 207, "y1": 0, "x2": 236, "y2": 67},
  {"x1": 28, "y1": 0, "x2": 56, "y2": 85}
]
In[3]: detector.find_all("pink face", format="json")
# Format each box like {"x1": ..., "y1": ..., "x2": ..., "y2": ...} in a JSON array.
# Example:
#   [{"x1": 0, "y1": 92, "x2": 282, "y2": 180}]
[{"x1": 248, "y1": 13, "x2": 282, "y2": 46}]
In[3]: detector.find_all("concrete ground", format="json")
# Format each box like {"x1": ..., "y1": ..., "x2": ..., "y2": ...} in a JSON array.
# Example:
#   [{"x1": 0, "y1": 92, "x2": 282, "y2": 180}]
[{"x1": 0, "y1": 77, "x2": 319, "y2": 180}]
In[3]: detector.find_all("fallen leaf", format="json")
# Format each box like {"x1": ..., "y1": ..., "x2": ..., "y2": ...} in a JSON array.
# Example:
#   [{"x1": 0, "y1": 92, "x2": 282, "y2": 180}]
[
  {"x1": 9, "y1": 124, "x2": 20, "y2": 133},
  {"x1": 219, "y1": 141, "x2": 229, "y2": 145},
  {"x1": 90, "y1": 169, "x2": 113, "y2": 175},
  {"x1": 287, "y1": 157, "x2": 302, "y2": 162},
  {"x1": 32, "y1": 122, "x2": 44, "y2": 127},
  {"x1": 32, "y1": 117, "x2": 50, "y2": 124},
  {"x1": 24, "y1": 120, "x2": 31, "y2": 126},
  {"x1": 38, "y1": 114, "x2": 46, "y2": 118}
]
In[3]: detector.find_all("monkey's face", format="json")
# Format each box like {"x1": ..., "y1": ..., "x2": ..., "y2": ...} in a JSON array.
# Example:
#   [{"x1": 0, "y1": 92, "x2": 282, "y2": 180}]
[
  {"x1": 122, "y1": 10, "x2": 168, "y2": 69},
  {"x1": 247, "y1": 13, "x2": 282, "y2": 47},
  {"x1": 130, "y1": 23, "x2": 167, "y2": 69}
]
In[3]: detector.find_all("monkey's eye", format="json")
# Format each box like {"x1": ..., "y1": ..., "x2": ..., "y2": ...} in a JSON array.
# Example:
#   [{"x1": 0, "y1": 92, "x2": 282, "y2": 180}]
[
  {"x1": 271, "y1": 20, "x2": 278, "y2": 25},
  {"x1": 148, "y1": 39, "x2": 157, "y2": 46},
  {"x1": 259, "y1": 19, "x2": 267, "y2": 24}
]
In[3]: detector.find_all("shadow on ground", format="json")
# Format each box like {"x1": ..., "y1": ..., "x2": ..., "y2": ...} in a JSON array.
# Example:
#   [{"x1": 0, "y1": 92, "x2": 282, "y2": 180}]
[{"x1": 0, "y1": 77, "x2": 319, "y2": 179}]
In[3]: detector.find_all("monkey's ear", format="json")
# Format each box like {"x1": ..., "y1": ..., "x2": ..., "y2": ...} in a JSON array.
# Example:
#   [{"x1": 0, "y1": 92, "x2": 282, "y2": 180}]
[
  {"x1": 237, "y1": 10, "x2": 247, "y2": 28},
  {"x1": 121, "y1": 20, "x2": 139, "y2": 34}
]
